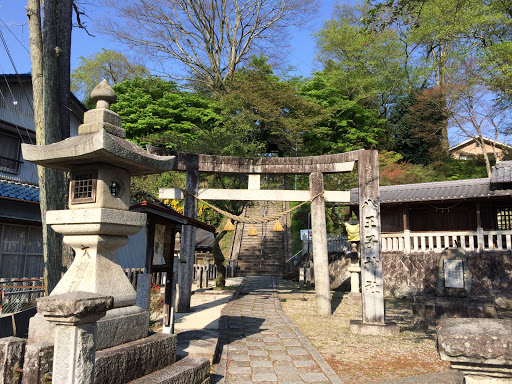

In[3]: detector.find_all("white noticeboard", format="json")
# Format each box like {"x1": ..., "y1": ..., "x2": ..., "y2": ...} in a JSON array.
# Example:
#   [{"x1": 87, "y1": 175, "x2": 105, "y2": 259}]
[
  {"x1": 300, "y1": 229, "x2": 312, "y2": 240},
  {"x1": 444, "y1": 259, "x2": 464, "y2": 288},
  {"x1": 153, "y1": 224, "x2": 166, "y2": 265}
]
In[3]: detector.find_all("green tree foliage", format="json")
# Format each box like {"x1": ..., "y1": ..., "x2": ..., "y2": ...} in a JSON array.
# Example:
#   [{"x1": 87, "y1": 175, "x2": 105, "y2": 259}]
[
  {"x1": 299, "y1": 73, "x2": 387, "y2": 155},
  {"x1": 71, "y1": 49, "x2": 149, "y2": 105},
  {"x1": 389, "y1": 93, "x2": 431, "y2": 164},
  {"x1": 218, "y1": 56, "x2": 324, "y2": 156},
  {"x1": 409, "y1": 87, "x2": 450, "y2": 162},
  {"x1": 111, "y1": 77, "x2": 223, "y2": 152},
  {"x1": 314, "y1": 4, "x2": 406, "y2": 117},
  {"x1": 388, "y1": 87, "x2": 450, "y2": 166},
  {"x1": 432, "y1": 156, "x2": 490, "y2": 181},
  {"x1": 365, "y1": 0, "x2": 512, "y2": 147}
]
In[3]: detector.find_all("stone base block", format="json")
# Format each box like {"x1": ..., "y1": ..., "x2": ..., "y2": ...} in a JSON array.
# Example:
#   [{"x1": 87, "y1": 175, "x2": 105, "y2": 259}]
[
  {"x1": 21, "y1": 342, "x2": 53, "y2": 384},
  {"x1": 130, "y1": 356, "x2": 210, "y2": 384},
  {"x1": 96, "y1": 306, "x2": 149, "y2": 349},
  {"x1": 413, "y1": 295, "x2": 497, "y2": 327},
  {"x1": 177, "y1": 329, "x2": 219, "y2": 364},
  {"x1": 28, "y1": 306, "x2": 149, "y2": 350},
  {"x1": 344, "y1": 292, "x2": 361, "y2": 305},
  {"x1": 95, "y1": 332, "x2": 177, "y2": 384},
  {"x1": 437, "y1": 319, "x2": 512, "y2": 383},
  {"x1": 349, "y1": 320, "x2": 400, "y2": 336},
  {"x1": 451, "y1": 362, "x2": 512, "y2": 379},
  {"x1": 464, "y1": 375, "x2": 512, "y2": 383},
  {"x1": 437, "y1": 319, "x2": 512, "y2": 366},
  {"x1": 0, "y1": 337, "x2": 25, "y2": 384}
]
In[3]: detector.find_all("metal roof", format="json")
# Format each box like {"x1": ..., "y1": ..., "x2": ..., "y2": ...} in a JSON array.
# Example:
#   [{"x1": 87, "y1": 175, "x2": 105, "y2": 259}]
[
  {"x1": 350, "y1": 177, "x2": 512, "y2": 204},
  {"x1": 491, "y1": 161, "x2": 512, "y2": 184},
  {"x1": 0, "y1": 178, "x2": 39, "y2": 202},
  {"x1": 130, "y1": 200, "x2": 216, "y2": 233}
]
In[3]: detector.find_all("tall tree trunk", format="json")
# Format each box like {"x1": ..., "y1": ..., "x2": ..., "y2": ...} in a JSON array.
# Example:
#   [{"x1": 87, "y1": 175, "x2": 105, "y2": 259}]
[
  {"x1": 477, "y1": 136, "x2": 493, "y2": 177},
  {"x1": 27, "y1": 0, "x2": 74, "y2": 294},
  {"x1": 438, "y1": 45, "x2": 450, "y2": 154}
]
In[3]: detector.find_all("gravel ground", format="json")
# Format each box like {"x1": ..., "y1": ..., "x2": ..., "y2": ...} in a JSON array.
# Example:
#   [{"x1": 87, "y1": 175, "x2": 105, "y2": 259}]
[{"x1": 276, "y1": 278, "x2": 454, "y2": 384}]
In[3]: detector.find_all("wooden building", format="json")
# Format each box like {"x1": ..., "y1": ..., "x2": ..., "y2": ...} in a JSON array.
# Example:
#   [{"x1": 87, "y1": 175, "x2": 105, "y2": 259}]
[
  {"x1": 351, "y1": 161, "x2": 512, "y2": 253},
  {"x1": 449, "y1": 137, "x2": 512, "y2": 161},
  {"x1": 0, "y1": 74, "x2": 86, "y2": 278}
]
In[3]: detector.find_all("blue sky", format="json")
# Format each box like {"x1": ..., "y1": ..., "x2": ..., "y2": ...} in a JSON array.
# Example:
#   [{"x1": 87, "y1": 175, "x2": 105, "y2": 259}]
[{"x1": 0, "y1": 1, "x2": 341, "y2": 80}]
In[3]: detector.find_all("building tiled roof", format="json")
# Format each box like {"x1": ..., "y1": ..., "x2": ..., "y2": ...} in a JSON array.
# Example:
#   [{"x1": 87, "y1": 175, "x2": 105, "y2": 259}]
[
  {"x1": 350, "y1": 177, "x2": 512, "y2": 204},
  {"x1": 0, "y1": 179, "x2": 39, "y2": 202},
  {"x1": 491, "y1": 161, "x2": 512, "y2": 184}
]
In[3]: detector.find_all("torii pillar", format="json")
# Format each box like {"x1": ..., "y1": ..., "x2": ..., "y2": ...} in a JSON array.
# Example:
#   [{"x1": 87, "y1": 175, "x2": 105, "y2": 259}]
[
  {"x1": 177, "y1": 154, "x2": 199, "y2": 312},
  {"x1": 350, "y1": 150, "x2": 399, "y2": 335},
  {"x1": 310, "y1": 172, "x2": 331, "y2": 316}
]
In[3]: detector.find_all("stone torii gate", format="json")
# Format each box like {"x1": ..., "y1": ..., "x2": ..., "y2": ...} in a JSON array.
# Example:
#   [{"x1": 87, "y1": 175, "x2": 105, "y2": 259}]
[{"x1": 153, "y1": 148, "x2": 388, "y2": 328}]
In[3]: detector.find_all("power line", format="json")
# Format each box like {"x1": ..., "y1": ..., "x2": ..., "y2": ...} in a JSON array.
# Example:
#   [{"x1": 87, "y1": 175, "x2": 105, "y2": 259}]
[
  {"x1": 0, "y1": 28, "x2": 35, "y2": 117},
  {"x1": 0, "y1": 19, "x2": 30, "y2": 54},
  {"x1": 0, "y1": 85, "x2": 34, "y2": 145}
]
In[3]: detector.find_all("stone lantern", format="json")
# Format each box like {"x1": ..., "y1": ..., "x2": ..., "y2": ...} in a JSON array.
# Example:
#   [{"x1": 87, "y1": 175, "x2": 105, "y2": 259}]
[{"x1": 22, "y1": 80, "x2": 175, "y2": 348}]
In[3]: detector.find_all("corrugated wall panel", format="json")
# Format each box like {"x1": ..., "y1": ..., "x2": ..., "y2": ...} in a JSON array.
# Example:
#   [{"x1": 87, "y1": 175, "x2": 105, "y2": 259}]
[
  {"x1": 1, "y1": 82, "x2": 83, "y2": 185},
  {"x1": 0, "y1": 84, "x2": 36, "y2": 132},
  {"x1": 116, "y1": 226, "x2": 147, "y2": 269}
]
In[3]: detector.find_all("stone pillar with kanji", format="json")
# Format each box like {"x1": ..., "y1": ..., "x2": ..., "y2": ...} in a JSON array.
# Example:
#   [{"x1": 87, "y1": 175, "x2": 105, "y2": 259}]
[{"x1": 350, "y1": 150, "x2": 399, "y2": 336}]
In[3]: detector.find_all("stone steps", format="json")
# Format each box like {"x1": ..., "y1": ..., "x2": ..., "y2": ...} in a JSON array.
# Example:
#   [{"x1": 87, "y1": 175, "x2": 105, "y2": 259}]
[
  {"x1": 236, "y1": 201, "x2": 287, "y2": 276},
  {"x1": 130, "y1": 356, "x2": 210, "y2": 384}
]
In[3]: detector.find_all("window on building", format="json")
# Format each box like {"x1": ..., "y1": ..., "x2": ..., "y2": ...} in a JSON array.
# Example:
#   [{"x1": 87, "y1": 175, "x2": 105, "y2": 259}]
[
  {"x1": 496, "y1": 207, "x2": 512, "y2": 230},
  {"x1": 0, "y1": 132, "x2": 21, "y2": 174},
  {"x1": 0, "y1": 224, "x2": 43, "y2": 278}
]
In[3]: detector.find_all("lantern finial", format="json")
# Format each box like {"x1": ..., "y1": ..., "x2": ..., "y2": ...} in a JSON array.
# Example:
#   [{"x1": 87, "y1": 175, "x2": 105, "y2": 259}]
[{"x1": 90, "y1": 79, "x2": 117, "y2": 109}]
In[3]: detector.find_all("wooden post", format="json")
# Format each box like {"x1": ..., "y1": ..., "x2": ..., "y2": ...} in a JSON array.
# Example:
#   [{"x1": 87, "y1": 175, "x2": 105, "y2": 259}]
[
  {"x1": 177, "y1": 154, "x2": 199, "y2": 312},
  {"x1": 476, "y1": 202, "x2": 484, "y2": 252},
  {"x1": 163, "y1": 228, "x2": 176, "y2": 329},
  {"x1": 476, "y1": 202, "x2": 482, "y2": 228},
  {"x1": 358, "y1": 150, "x2": 385, "y2": 324},
  {"x1": 403, "y1": 204, "x2": 411, "y2": 254},
  {"x1": 309, "y1": 172, "x2": 331, "y2": 317}
]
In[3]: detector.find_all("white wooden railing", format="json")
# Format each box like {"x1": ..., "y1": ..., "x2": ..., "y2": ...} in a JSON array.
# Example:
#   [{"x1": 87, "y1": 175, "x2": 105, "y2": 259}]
[{"x1": 382, "y1": 229, "x2": 512, "y2": 253}]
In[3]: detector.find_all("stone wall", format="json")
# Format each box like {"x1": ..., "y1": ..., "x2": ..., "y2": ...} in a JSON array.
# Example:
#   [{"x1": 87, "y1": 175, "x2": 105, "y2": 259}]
[{"x1": 382, "y1": 251, "x2": 512, "y2": 304}]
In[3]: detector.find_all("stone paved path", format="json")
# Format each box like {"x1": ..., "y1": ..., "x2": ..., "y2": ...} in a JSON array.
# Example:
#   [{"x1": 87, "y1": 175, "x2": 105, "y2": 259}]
[{"x1": 212, "y1": 276, "x2": 342, "y2": 384}]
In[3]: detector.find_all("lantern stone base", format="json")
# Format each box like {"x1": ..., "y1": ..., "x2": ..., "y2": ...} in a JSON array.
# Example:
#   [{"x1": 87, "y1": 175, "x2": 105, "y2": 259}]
[
  {"x1": 349, "y1": 319, "x2": 400, "y2": 336},
  {"x1": 28, "y1": 306, "x2": 149, "y2": 350}
]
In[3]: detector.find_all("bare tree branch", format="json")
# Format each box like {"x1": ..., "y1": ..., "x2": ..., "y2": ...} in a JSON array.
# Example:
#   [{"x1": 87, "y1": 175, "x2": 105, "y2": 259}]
[{"x1": 101, "y1": 0, "x2": 318, "y2": 91}]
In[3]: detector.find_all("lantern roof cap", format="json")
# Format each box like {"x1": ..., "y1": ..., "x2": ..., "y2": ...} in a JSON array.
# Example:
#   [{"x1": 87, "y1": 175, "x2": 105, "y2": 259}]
[
  {"x1": 21, "y1": 80, "x2": 174, "y2": 175},
  {"x1": 21, "y1": 128, "x2": 175, "y2": 176}
]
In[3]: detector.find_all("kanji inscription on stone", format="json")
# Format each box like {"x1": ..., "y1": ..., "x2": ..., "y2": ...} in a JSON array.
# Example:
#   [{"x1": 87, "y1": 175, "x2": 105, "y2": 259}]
[
  {"x1": 358, "y1": 150, "x2": 384, "y2": 325},
  {"x1": 444, "y1": 259, "x2": 464, "y2": 288},
  {"x1": 362, "y1": 200, "x2": 380, "y2": 280}
]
